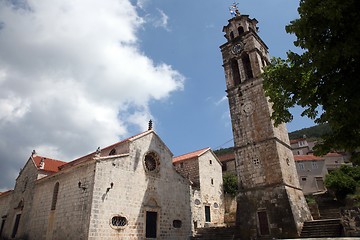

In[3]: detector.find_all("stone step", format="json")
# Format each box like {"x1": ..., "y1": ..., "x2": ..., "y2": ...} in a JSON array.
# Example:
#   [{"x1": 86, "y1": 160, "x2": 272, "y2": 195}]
[
  {"x1": 192, "y1": 227, "x2": 241, "y2": 240},
  {"x1": 300, "y1": 219, "x2": 342, "y2": 238},
  {"x1": 319, "y1": 208, "x2": 341, "y2": 219}
]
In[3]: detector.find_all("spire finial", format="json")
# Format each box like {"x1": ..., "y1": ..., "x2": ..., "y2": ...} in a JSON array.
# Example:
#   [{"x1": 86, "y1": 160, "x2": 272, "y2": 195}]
[
  {"x1": 229, "y1": 2, "x2": 240, "y2": 17},
  {"x1": 148, "y1": 120, "x2": 153, "y2": 130}
]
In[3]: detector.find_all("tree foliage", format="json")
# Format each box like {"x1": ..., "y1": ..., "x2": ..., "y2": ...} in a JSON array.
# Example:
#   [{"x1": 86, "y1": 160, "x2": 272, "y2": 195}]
[
  {"x1": 223, "y1": 173, "x2": 238, "y2": 196},
  {"x1": 325, "y1": 165, "x2": 360, "y2": 200},
  {"x1": 263, "y1": 0, "x2": 360, "y2": 154}
]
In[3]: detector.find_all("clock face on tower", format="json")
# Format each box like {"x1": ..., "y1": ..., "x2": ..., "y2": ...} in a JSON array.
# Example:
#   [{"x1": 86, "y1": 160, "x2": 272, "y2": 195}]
[
  {"x1": 231, "y1": 42, "x2": 244, "y2": 55},
  {"x1": 242, "y1": 101, "x2": 254, "y2": 115}
]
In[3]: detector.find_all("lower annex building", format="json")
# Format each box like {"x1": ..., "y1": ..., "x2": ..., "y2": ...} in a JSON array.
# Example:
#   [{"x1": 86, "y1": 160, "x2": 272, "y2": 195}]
[{"x1": 0, "y1": 129, "x2": 224, "y2": 240}]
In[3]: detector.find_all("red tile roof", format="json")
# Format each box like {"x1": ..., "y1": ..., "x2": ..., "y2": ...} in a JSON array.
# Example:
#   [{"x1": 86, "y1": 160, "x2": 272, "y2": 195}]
[
  {"x1": 290, "y1": 138, "x2": 306, "y2": 144},
  {"x1": 0, "y1": 190, "x2": 13, "y2": 197},
  {"x1": 32, "y1": 156, "x2": 67, "y2": 173},
  {"x1": 294, "y1": 155, "x2": 324, "y2": 161},
  {"x1": 173, "y1": 147, "x2": 210, "y2": 163},
  {"x1": 216, "y1": 152, "x2": 235, "y2": 162}
]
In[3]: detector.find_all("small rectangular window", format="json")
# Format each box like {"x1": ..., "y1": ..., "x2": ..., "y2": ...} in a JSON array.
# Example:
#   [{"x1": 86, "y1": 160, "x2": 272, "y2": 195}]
[
  {"x1": 312, "y1": 162, "x2": 318, "y2": 169},
  {"x1": 209, "y1": 160, "x2": 212, "y2": 165},
  {"x1": 298, "y1": 163, "x2": 305, "y2": 170},
  {"x1": 180, "y1": 162, "x2": 184, "y2": 168},
  {"x1": 211, "y1": 178, "x2": 214, "y2": 185},
  {"x1": 301, "y1": 177, "x2": 306, "y2": 181}
]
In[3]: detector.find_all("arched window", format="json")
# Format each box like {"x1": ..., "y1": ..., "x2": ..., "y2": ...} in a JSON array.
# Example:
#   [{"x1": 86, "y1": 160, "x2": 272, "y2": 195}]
[
  {"x1": 242, "y1": 53, "x2": 253, "y2": 79},
  {"x1": 238, "y1": 26, "x2": 244, "y2": 35},
  {"x1": 230, "y1": 31, "x2": 234, "y2": 40},
  {"x1": 230, "y1": 59, "x2": 241, "y2": 85},
  {"x1": 109, "y1": 148, "x2": 117, "y2": 156},
  {"x1": 51, "y1": 182, "x2": 59, "y2": 210}
]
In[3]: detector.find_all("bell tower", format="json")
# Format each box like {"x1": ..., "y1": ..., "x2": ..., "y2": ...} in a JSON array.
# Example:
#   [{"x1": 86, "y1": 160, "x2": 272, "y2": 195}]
[{"x1": 220, "y1": 9, "x2": 312, "y2": 239}]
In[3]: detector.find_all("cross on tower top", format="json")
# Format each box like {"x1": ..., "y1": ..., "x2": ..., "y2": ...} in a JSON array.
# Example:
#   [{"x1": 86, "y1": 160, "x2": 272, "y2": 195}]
[{"x1": 229, "y1": 2, "x2": 240, "y2": 17}]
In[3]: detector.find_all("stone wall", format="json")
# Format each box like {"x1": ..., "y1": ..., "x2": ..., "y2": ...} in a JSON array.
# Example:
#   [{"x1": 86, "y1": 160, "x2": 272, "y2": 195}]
[
  {"x1": 341, "y1": 207, "x2": 360, "y2": 237},
  {"x1": 198, "y1": 151, "x2": 224, "y2": 227},
  {"x1": 87, "y1": 132, "x2": 192, "y2": 240},
  {"x1": 0, "y1": 191, "x2": 12, "y2": 237},
  {"x1": 29, "y1": 160, "x2": 96, "y2": 240},
  {"x1": 224, "y1": 194, "x2": 236, "y2": 225},
  {"x1": 174, "y1": 158, "x2": 200, "y2": 188},
  {"x1": 1, "y1": 157, "x2": 39, "y2": 239}
]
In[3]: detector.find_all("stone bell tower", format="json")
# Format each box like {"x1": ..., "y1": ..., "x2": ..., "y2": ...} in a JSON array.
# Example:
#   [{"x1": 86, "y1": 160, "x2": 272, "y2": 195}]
[{"x1": 219, "y1": 10, "x2": 312, "y2": 239}]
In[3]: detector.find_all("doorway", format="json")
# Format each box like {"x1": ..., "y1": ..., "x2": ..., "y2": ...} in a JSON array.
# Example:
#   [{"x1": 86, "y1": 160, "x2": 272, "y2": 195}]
[
  {"x1": 146, "y1": 211, "x2": 157, "y2": 238},
  {"x1": 205, "y1": 206, "x2": 211, "y2": 222},
  {"x1": 257, "y1": 211, "x2": 270, "y2": 235}
]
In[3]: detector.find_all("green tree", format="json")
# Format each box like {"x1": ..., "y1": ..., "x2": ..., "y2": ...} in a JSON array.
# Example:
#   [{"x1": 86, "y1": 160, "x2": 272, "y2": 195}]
[
  {"x1": 263, "y1": 0, "x2": 360, "y2": 155},
  {"x1": 325, "y1": 165, "x2": 359, "y2": 200},
  {"x1": 223, "y1": 173, "x2": 238, "y2": 196}
]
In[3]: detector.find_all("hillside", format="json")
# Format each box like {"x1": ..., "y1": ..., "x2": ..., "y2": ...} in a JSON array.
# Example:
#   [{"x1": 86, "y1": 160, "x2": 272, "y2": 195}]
[{"x1": 288, "y1": 124, "x2": 330, "y2": 140}]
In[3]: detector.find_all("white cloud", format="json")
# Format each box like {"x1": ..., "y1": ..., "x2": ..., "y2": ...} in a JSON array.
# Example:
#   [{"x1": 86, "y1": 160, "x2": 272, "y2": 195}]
[
  {"x1": 154, "y1": 8, "x2": 170, "y2": 31},
  {"x1": 136, "y1": 0, "x2": 149, "y2": 10},
  {"x1": 142, "y1": 8, "x2": 171, "y2": 32},
  {"x1": 0, "y1": 0, "x2": 184, "y2": 189},
  {"x1": 215, "y1": 95, "x2": 227, "y2": 106}
]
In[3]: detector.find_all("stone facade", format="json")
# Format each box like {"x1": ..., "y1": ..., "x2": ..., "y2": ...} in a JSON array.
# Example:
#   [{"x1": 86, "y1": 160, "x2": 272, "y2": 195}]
[
  {"x1": 173, "y1": 148, "x2": 225, "y2": 229},
  {"x1": 295, "y1": 155, "x2": 328, "y2": 194},
  {"x1": 290, "y1": 138, "x2": 317, "y2": 156},
  {"x1": 220, "y1": 14, "x2": 311, "y2": 238},
  {"x1": 0, "y1": 130, "x2": 197, "y2": 240},
  {"x1": 216, "y1": 152, "x2": 236, "y2": 175}
]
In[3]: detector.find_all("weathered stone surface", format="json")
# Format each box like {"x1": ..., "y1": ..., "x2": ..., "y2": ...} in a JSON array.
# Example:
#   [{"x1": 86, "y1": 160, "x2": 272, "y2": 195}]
[
  {"x1": 220, "y1": 14, "x2": 312, "y2": 239},
  {"x1": 341, "y1": 207, "x2": 360, "y2": 237}
]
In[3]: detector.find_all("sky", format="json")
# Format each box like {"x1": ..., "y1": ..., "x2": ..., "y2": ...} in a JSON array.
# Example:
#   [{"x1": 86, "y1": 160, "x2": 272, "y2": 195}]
[{"x1": 0, "y1": 0, "x2": 315, "y2": 191}]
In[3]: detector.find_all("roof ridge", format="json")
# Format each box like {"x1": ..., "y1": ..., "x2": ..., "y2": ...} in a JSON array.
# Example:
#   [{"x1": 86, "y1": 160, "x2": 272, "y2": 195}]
[
  {"x1": 174, "y1": 147, "x2": 210, "y2": 159},
  {"x1": 59, "y1": 130, "x2": 153, "y2": 170}
]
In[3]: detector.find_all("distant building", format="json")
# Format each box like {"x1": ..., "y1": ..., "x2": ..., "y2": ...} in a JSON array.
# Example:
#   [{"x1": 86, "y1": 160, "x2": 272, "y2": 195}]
[
  {"x1": 216, "y1": 152, "x2": 236, "y2": 175},
  {"x1": 294, "y1": 155, "x2": 328, "y2": 195},
  {"x1": 290, "y1": 138, "x2": 317, "y2": 156},
  {"x1": 173, "y1": 148, "x2": 225, "y2": 229},
  {"x1": 323, "y1": 152, "x2": 352, "y2": 172}
]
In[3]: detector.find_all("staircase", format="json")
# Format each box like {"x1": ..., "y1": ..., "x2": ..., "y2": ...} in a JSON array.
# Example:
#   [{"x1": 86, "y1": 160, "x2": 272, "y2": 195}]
[
  {"x1": 318, "y1": 198, "x2": 342, "y2": 219},
  {"x1": 300, "y1": 219, "x2": 343, "y2": 238},
  {"x1": 191, "y1": 226, "x2": 241, "y2": 240},
  {"x1": 300, "y1": 193, "x2": 345, "y2": 238}
]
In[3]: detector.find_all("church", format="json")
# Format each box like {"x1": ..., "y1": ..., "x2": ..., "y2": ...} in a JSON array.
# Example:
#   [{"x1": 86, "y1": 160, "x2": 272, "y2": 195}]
[{"x1": 0, "y1": 128, "x2": 224, "y2": 239}]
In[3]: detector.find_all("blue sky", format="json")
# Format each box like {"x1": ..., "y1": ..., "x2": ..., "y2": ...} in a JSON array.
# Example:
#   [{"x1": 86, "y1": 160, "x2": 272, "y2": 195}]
[
  {"x1": 137, "y1": 0, "x2": 315, "y2": 154},
  {"x1": 0, "y1": 0, "x2": 315, "y2": 190}
]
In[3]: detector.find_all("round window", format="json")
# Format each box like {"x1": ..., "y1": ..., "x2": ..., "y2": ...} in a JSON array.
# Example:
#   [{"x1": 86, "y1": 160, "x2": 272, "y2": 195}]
[
  {"x1": 110, "y1": 215, "x2": 128, "y2": 229},
  {"x1": 214, "y1": 202, "x2": 219, "y2": 208},
  {"x1": 144, "y1": 152, "x2": 159, "y2": 172},
  {"x1": 173, "y1": 220, "x2": 182, "y2": 228},
  {"x1": 194, "y1": 199, "x2": 201, "y2": 205}
]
